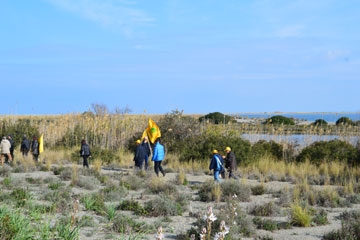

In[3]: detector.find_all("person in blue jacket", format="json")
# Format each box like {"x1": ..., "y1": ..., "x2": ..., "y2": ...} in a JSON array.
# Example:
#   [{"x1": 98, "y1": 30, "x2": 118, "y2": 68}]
[
  {"x1": 209, "y1": 149, "x2": 224, "y2": 183},
  {"x1": 152, "y1": 138, "x2": 165, "y2": 177}
]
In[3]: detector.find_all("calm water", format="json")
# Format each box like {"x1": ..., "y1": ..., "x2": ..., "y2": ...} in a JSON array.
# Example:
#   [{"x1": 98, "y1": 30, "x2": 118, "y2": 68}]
[
  {"x1": 233, "y1": 113, "x2": 360, "y2": 122},
  {"x1": 242, "y1": 134, "x2": 360, "y2": 148}
]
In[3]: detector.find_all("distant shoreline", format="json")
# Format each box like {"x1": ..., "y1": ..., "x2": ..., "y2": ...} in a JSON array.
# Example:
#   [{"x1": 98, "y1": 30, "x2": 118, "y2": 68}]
[{"x1": 228, "y1": 112, "x2": 360, "y2": 115}]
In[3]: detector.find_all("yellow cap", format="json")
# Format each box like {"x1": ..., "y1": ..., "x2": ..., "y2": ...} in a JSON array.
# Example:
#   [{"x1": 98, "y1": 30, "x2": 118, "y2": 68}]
[
  {"x1": 212, "y1": 149, "x2": 218, "y2": 154},
  {"x1": 225, "y1": 147, "x2": 231, "y2": 151},
  {"x1": 136, "y1": 140, "x2": 141, "y2": 144}
]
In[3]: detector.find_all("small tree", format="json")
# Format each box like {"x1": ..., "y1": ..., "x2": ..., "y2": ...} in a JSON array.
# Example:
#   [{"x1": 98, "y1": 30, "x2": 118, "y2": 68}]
[
  {"x1": 199, "y1": 112, "x2": 234, "y2": 124},
  {"x1": 265, "y1": 115, "x2": 295, "y2": 125},
  {"x1": 313, "y1": 119, "x2": 328, "y2": 126},
  {"x1": 336, "y1": 117, "x2": 354, "y2": 126}
]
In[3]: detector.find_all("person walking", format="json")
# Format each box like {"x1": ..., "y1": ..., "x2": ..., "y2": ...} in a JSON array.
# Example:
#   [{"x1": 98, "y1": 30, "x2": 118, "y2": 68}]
[
  {"x1": 223, "y1": 147, "x2": 238, "y2": 179},
  {"x1": 0, "y1": 136, "x2": 12, "y2": 166},
  {"x1": 80, "y1": 139, "x2": 91, "y2": 168},
  {"x1": 143, "y1": 137, "x2": 151, "y2": 170},
  {"x1": 20, "y1": 135, "x2": 30, "y2": 157},
  {"x1": 7, "y1": 135, "x2": 15, "y2": 161},
  {"x1": 209, "y1": 150, "x2": 224, "y2": 183},
  {"x1": 152, "y1": 138, "x2": 165, "y2": 177},
  {"x1": 133, "y1": 139, "x2": 148, "y2": 170},
  {"x1": 30, "y1": 136, "x2": 40, "y2": 162}
]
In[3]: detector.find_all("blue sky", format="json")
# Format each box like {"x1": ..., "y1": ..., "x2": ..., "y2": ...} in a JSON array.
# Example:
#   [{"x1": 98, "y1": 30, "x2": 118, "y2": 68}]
[{"x1": 1, "y1": 0, "x2": 359, "y2": 114}]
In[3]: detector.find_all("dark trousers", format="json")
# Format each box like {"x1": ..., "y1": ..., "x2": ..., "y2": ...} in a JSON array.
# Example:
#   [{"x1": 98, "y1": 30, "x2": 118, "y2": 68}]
[
  {"x1": 144, "y1": 155, "x2": 149, "y2": 170},
  {"x1": 228, "y1": 169, "x2": 238, "y2": 179},
  {"x1": 154, "y1": 161, "x2": 165, "y2": 176},
  {"x1": 135, "y1": 159, "x2": 144, "y2": 170},
  {"x1": 32, "y1": 154, "x2": 39, "y2": 162},
  {"x1": 83, "y1": 156, "x2": 89, "y2": 168},
  {"x1": 22, "y1": 151, "x2": 29, "y2": 157}
]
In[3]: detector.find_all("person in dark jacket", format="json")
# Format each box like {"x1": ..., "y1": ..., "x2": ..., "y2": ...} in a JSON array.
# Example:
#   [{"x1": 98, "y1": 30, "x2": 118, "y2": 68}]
[
  {"x1": 209, "y1": 150, "x2": 224, "y2": 183},
  {"x1": 133, "y1": 139, "x2": 149, "y2": 170},
  {"x1": 152, "y1": 138, "x2": 165, "y2": 177},
  {"x1": 80, "y1": 139, "x2": 91, "y2": 168},
  {"x1": 20, "y1": 135, "x2": 30, "y2": 157},
  {"x1": 30, "y1": 136, "x2": 40, "y2": 162},
  {"x1": 223, "y1": 147, "x2": 238, "y2": 179},
  {"x1": 143, "y1": 137, "x2": 151, "y2": 170},
  {"x1": 7, "y1": 135, "x2": 15, "y2": 162}
]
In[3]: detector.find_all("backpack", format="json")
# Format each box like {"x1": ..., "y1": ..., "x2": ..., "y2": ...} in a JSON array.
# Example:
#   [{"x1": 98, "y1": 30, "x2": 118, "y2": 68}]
[{"x1": 82, "y1": 144, "x2": 90, "y2": 156}]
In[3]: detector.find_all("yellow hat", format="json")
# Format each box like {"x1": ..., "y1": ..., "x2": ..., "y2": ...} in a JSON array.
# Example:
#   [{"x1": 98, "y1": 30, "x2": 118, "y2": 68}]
[
  {"x1": 225, "y1": 147, "x2": 231, "y2": 151},
  {"x1": 212, "y1": 149, "x2": 218, "y2": 154},
  {"x1": 136, "y1": 140, "x2": 141, "y2": 144}
]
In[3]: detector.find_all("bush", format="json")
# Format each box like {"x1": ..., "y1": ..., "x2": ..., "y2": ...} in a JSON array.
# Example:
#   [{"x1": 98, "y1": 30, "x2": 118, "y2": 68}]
[
  {"x1": 249, "y1": 202, "x2": 280, "y2": 217},
  {"x1": 251, "y1": 140, "x2": 283, "y2": 160},
  {"x1": 297, "y1": 140, "x2": 359, "y2": 165},
  {"x1": 198, "y1": 180, "x2": 221, "y2": 202},
  {"x1": 179, "y1": 133, "x2": 251, "y2": 163},
  {"x1": 112, "y1": 214, "x2": 156, "y2": 234},
  {"x1": 266, "y1": 115, "x2": 295, "y2": 125},
  {"x1": 313, "y1": 119, "x2": 328, "y2": 126},
  {"x1": 199, "y1": 112, "x2": 234, "y2": 124},
  {"x1": 0, "y1": 119, "x2": 39, "y2": 148},
  {"x1": 0, "y1": 206, "x2": 34, "y2": 239},
  {"x1": 120, "y1": 175, "x2": 143, "y2": 190},
  {"x1": 336, "y1": 117, "x2": 354, "y2": 126},
  {"x1": 251, "y1": 185, "x2": 266, "y2": 195},
  {"x1": 117, "y1": 199, "x2": 148, "y2": 215},
  {"x1": 145, "y1": 195, "x2": 183, "y2": 217},
  {"x1": 81, "y1": 193, "x2": 106, "y2": 215},
  {"x1": 322, "y1": 211, "x2": 360, "y2": 240},
  {"x1": 101, "y1": 185, "x2": 128, "y2": 202},
  {"x1": 147, "y1": 177, "x2": 178, "y2": 196},
  {"x1": 289, "y1": 204, "x2": 311, "y2": 227},
  {"x1": 221, "y1": 180, "x2": 251, "y2": 202},
  {"x1": 75, "y1": 176, "x2": 100, "y2": 190},
  {"x1": 252, "y1": 217, "x2": 278, "y2": 231}
]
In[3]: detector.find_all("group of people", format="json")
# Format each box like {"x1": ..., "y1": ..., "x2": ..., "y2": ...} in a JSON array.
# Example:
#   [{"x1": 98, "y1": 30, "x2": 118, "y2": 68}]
[
  {"x1": 0, "y1": 134, "x2": 42, "y2": 166},
  {"x1": 133, "y1": 137, "x2": 166, "y2": 177},
  {"x1": 209, "y1": 146, "x2": 237, "y2": 182},
  {"x1": 1, "y1": 133, "x2": 237, "y2": 182}
]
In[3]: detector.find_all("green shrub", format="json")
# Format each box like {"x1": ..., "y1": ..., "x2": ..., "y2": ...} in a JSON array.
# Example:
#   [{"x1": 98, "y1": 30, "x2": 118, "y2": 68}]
[
  {"x1": 101, "y1": 185, "x2": 128, "y2": 202},
  {"x1": 297, "y1": 140, "x2": 359, "y2": 165},
  {"x1": 199, "y1": 112, "x2": 234, "y2": 124},
  {"x1": 117, "y1": 199, "x2": 148, "y2": 215},
  {"x1": 56, "y1": 223, "x2": 79, "y2": 240},
  {"x1": 221, "y1": 180, "x2": 251, "y2": 202},
  {"x1": 147, "y1": 178, "x2": 178, "y2": 196},
  {"x1": 313, "y1": 119, "x2": 328, "y2": 126},
  {"x1": 179, "y1": 133, "x2": 251, "y2": 163},
  {"x1": 249, "y1": 202, "x2": 280, "y2": 217},
  {"x1": 252, "y1": 217, "x2": 278, "y2": 231},
  {"x1": 10, "y1": 188, "x2": 30, "y2": 207},
  {"x1": 336, "y1": 117, "x2": 354, "y2": 126},
  {"x1": 0, "y1": 206, "x2": 34, "y2": 239},
  {"x1": 81, "y1": 193, "x2": 106, "y2": 215},
  {"x1": 312, "y1": 209, "x2": 328, "y2": 226},
  {"x1": 0, "y1": 119, "x2": 39, "y2": 148},
  {"x1": 251, "y1": 140, "x2": 283, "y2": 160},
  {"x1": 145, "y1": 195, "x2": 183, "y2": 217},
  {"x1": 112, "y1": 214, "x2": 156, "y2": 234},
  {"x1": 251, "y1": 185, "x2": 266, "y2": 195},
  {"x1": 266, "y1": 115, "x2": 295, "y2": 125},
  {"x1": 198, "y1": 180, "x2": 220, "y2": 202}
]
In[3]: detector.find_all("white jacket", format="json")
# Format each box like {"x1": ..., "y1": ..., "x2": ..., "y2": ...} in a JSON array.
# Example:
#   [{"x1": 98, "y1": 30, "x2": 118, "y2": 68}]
[{"x1": 0, "y1": 139, "x2": 11, "y2": 154}]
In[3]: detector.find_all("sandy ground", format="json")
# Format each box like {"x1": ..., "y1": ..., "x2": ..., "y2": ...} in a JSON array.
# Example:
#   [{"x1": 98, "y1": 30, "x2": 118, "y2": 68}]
[{"x1": 1, "y1": 166, "x2": 358, "y2": 240}]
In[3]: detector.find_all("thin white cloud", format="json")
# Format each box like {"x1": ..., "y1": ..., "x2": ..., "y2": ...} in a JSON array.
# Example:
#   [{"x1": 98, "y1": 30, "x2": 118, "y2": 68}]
[
  {"x1": 46, "y1": 0, "x2": 154, "y2": 36},
  {"x1": 275, "y1": 25, "x2": 305, "y2": 38}
]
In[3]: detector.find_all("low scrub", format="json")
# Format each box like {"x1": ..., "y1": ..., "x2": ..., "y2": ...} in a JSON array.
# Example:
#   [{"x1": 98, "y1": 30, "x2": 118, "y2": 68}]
[
  {"x1": 145, "y1": 195, "x2": 183, "y2": 217},
  {"x1": 249, "y1": 202, "x2": 280, "y2": 217}
]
